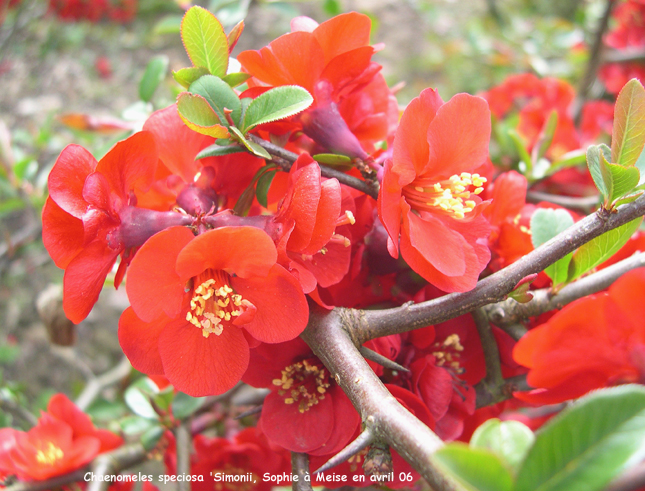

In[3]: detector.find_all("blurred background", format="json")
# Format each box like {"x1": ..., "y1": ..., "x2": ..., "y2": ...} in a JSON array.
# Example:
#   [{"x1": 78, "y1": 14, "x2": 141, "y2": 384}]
[{"x1": 0, "y1": 0, "x2": 609, "y2": 415}]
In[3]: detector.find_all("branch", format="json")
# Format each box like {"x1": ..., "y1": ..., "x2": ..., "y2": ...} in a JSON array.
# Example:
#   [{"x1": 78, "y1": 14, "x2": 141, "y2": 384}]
[
  {"x1": 471, "y1": 308, "x2": 503, "y2": 392},
  {"x1": 175, "y1": 423, "x2": 192, "y2": 491},
  {"x1": 75, "y1": 356, "x2": 132, "y2": 411},
  {"x1": 247, "y1": 134, "x2": 379, "y2": 199},
  {"x1": 291, "y1": 452, "x2": 313, "y2": 491},
  {"x1": 484, "y1": 252, "x2": 645, "y2": 328},
  {"x1": 0, "y1": 393, "x2": 37, "y2": 429},
  {"x1": 302, "y1": 308, "x2": 464, "y2": 491},
  {"x1": 351, "y1": 195, "x2": 645, "y2": 343},
  {"x1": 526, "y1": 191, "x2": 599, "y2": 212},
  {"x1": 603, "y1": 47, "x2": 645, "y2": 63}
]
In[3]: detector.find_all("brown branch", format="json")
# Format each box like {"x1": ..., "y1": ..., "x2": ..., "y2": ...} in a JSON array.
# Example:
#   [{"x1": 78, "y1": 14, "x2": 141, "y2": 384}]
[
  {"x1": 603, "y1": 47, "x2": 645, "y2": 63},
  {"x1": 0, "y1": 393, "x2": 37, "y2": 429},
  {"x1": 291, "y1": 452, "x2": 313, "y2": 491},
  {"x1": 75, "y1": 356, "x2": 132, "y2": 411},
  {"x1": 247, "y1": 134, "x2": 379, "y2": 199},
  {"x1": 475, "y1": 374, "x2": 530, "y2": 409},
  {"x1": 302, "y1": 308, "x2": 464, "y2": 491},
  {"x1": 484, "y1": 252, "x2": 645, "y2": 328},
  {"x1": 526, "y1": 191, "x2": 599, "y2": 212},
  {"x1": 472, "y1": 308, "x2": 503, "y2": 391},
  {"x1": 351, "y1": 195, "x2": 645, "y2": 343},
  {"x1": 175, "y1": 423, "x2": 192, "y2": 491}
]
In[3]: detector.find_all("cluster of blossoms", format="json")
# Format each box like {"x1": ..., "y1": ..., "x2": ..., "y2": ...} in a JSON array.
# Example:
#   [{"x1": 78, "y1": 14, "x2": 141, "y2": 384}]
[
  {"x1": 48, "y1": 0, "x2": 138, "y2": 23},
  {"x1": 19, "y1": 4, "x2": 645, "y2": 489}
]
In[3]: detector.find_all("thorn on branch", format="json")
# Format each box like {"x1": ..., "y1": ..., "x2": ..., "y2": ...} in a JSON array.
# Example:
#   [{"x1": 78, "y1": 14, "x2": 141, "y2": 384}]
[
  {"x1": 358, "y1": 347, "x2": 409, "y2": 373},
  {"x1": 313, "y1": 428, "x2": 375, "y2": 475},
  {"x1": 235, "y1": 404, "x2": 263, "y2": 420}
]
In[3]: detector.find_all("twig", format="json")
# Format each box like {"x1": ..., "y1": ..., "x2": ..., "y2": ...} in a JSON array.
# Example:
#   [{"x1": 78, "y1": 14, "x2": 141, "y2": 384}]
[
  {"x1": 301, "y1": 308, "x2": 463, "y2": 491},
  {"x1": 234, "y1": 405, "x2": 263, "y2": 419},
  {"x1": 471, "y1": 308, "x2": 503, "y2": 392},
  {"x1": 1, "y1": 469, "x2": 88, "y2": 491},
  {"x1": 0, "y1": 393, "x2": 37, "y2": 429},
  {"x1": 475, "y1": 374, "x2": 530, "y2": 409},
  {"x1": 313, "y1": 428, "x2": 375, "y2": 474},
  {"x1": 484, "y1": 252, "x2": 645, "y2": 328},
  {"x1": 75, "y1": 356, "x2": 132, "y2": 411},
  {"x1": 351, "y1": 195, "x2": 645, "y2": 343},
  {"x1": 604, "y1": 47, "x2": 645, "y2": 63},
  {"x1": 292, "y1": 452, "x2": 313, "y2": 491},
  {"x1": 247, "y1": 134, "x2": 379, "y2": 199},
  {"x1": 606, "y1": 460, "x2": 645, "y2": 491},
  {"x1": 526, "y1": 191, "x2": 599, "y2": 212},
  {"x1": 175, "y1": 423, "x2": 192, "y2": 491},
  {"x1": 573, "y1": 0, "x2": 616, "y2": 120},
  {"x1": 359, "y1": 346, "x2": 409, "y2": 373}
]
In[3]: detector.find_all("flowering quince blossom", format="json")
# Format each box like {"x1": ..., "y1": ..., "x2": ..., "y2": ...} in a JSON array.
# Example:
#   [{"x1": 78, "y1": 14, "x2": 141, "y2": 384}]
[
  {"x1": 378, "y1": 88, "x2": 492, "y2": 292},
  {"x1": 238, "y1": 12, "x2": 397, "y2": 159},
  {"x1": 119, "y1": 226, "x2": 309, "y2": 396},
  {"x1": 513, "y1": 268, "x2": 645, "y2": 404},
  {"x1": 41, "y1": 131, "x2": 192, "y2": 323},
  {"x1": 0, "y1": 394, "x2": 122, "y2": 481}
]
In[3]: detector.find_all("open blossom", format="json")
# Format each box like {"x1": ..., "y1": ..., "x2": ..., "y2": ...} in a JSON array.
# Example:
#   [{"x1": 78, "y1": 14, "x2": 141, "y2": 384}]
[
  {"x1": 119, "y1": 226, "x2": 309, "y2": 396},
  {"x1": 42, "y1": 132, "x2": 191, "y2": 323},
  {"x1": 0, "y1": 394, "x2": 122, "y2": 481},
  {"x1": 513, "y1": 268, "x2": 645, "y2": 404},
  {"x1": 238, "y1": 12, "x2": 396, "y2": 158},
  {"x1": 378, "y1": 88, "x2": 492, "y2": 292}
]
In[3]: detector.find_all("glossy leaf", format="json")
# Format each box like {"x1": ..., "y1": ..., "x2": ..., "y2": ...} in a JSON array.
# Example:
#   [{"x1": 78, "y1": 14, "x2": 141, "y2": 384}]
[
  {"x1": 176, "y1": 92, "x2": 230, "y2": 138},
  {"x1": 587, "y1": 144, "x2": 613, "y2": 201},
  {"x1": 567, "y1": 216, "x2": 643, "y2": 281},
  {"x1": 470, "y1": 419, "x2": 535, "y2": 473},
  {"x1": 189, "y1": 75, "x2": 242, "y2": 126},
  {"x1": 171, "y1": 392, "x2": 206, "y2": 419},
  {"x1": 606, "y1": 161, "x2": 641, "y2": 203},
  {"x1": 515, "y1": 385, "x2": 645, "y2": 491},
  {"x1": 530, "y1": 208, "x2": 574, "y2": 285},
  {"x1": 173, "y1": 66, "x2": 210, "y2": 89},
  {"x1": 124, "y1": 378, "x2": 159, "y2": 419},
  {"x1": 196, "y1": 143, "x2": 245, "y2": 159},
  {"x1": 256, "y1": 169, "x2": 276, "y2": 207},
  {"x1": 612, "y1": 79, "x2": 645, "y2": 168},
  {"x1": 313, "y1": 153, "x2": 353, "y2": 170},
  {"x1": 434, "y1": 443, "x2": 514, "y2": 491},
  {"x1": 181, "y1": 6, "x2": 229, "y2": 77},
  {"x1": 139, "y1": 55, "x2": 169, "y2": 102},
  {"x1": 221, "y1": 72, "x2": 252, "y2": 88},
  {"x1": 242, "y1": 85, "x2": 313, "y2": 133},
  {"x1": 230, "y1": 126, "x2": 271, "y2": 159},
  {"x1": 226, "y1": 20, "x2": 244, "y2": 53}
]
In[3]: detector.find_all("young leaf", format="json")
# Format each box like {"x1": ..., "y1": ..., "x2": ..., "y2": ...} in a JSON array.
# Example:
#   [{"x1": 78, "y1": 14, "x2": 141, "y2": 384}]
[
  {"x1": 434, "y1": 444, "x2": 514, "y2": 491},
  {"x1": 229, "y1": 126, "x2": 272, "y2": 159},
  {"x1": 530, "y1": 208, "x2": 574, "y2": 285},
  {"x1": 173, "y1": 66, "x2": 210, "y2": 89},
  {"x1": 532, "y1": 110, "x2": 558, "y2": 164},
  {"x1": 470, "y1": 419, "x2": 535, "y2": 473},
  {"x1": 196, "y1": 143, "x2": 245, "y2": 159},
  {"x1": 515, "y1": 385, "x2": 645, "y2": 491},
  {"x1": 313, "y1": 153, "x2": 353, "y2": 170},
  {"x1": 605, "y1": 161, "x2": 641, "y2": 203},
  {"x1": 176, "y1": 92, "x2": 230, "y2": 138},
  {"x1": 139, "y1": 55, "x2": 169, "y2": 103},
  {"x1": 181, "y1": 6, "x2": 229, "y2": 77},
  {"x1": 507, "y1": 128, "x2": 533, "y2": 175},
  {"x1": 611, "y1": 78, "x2": 645, "y2": 168},
  {"x1": 587, "y1": 144, "x2": 613, "y2": 201},
  {"x1": 189, "y1": 75, "x2": 242, "y2": 126},
  {"x1": 221, "y1": 72, "x2": 252, "y2": 88},
  {"x1": 256, "y1": 169, "x2": 276, "y2": 208},
  {"x1": 227, "y1": 20, "x2": 244, "y2": 53},
  {"x1": 567, "y1": 216, "x2": 643, "y2": 281},
  {"x1": 242, "y1": 86, "x2": 314, "y2": 133}
]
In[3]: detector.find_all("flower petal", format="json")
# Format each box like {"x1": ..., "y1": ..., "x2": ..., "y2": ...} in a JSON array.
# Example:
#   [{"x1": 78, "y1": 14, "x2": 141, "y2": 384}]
[
  {"x1": 48, "y1": 144, "x2": 96, "y2": 218},
  {"x1": 118, "y1": 307, "x2": 165, "y2": 376}
]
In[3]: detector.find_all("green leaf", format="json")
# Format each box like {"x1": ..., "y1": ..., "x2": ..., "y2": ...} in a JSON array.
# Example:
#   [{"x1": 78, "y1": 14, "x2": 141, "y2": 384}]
[
  {"x1": 547, "y1": 149, "x2": 587, "y2": 176},
  {"x1": 470, "y1": 419, "x2": 535, "y2": 473},
  {"x1": 196, "y1": 143, "x2": 245, "y2": 159},
  {"x1": 173, "y1": 67, "x2": 210, "y2": 89},
  {"x1": 530, "y1": 208, "x2": 574, "y2": 285},
  {"x1": 567, "y1": 216, "x2": 643, "y2": 281},
  {"x1": 221, "y1": 72, "x2": 252, "y2": 88},
  {"x1": 120, "y1": 415, "x2": 158, "y2": 435},
  {"x1": 153, "y1": 14, "x2": 182, "y2": 35},
  {"x1": 226, "y1": 20, "x2": 244, "y2": 53},
  {"x1": 139, "y1": 55, "x2": 169, "y2": 102},
  {"x1": 229, "y1": 126, "x2": 271, "y2": 159},
  {"x1": 313, "y1": 153, "x2": 353, "y2": 170},
  {"x1": 515, "y1": 385, "x2": 645, "y2": 491},
  {"x1": 587, "y1": 144, "x2": 613, "y2": 201},
  {"x1": 171, "y1": 392, "x2": 206, "y2": 420},
  {"x1": 606, "y1": 161, "x2": 641, "y2": 203},
  {"x1": 242, "y1": 86, "x2": 313, "y2": 133},
  {"x1": 256, "y1": 169, "x2": 276, "y2": 207},
  {"x1": 323, "y1": 0, "x2": 343, "y2": 15},
  {"x1": 532, "y1": 110, "x2": 558, "y2": 164},
  {"x1": 181, "y1": 6, "x2": 229, "y2": 77},
  {"x1": 612, "y1": 79, "x2": 645, "y2": 168},
  {"x1": 189, "y1": 75, "x2": 241, "y2": 126},
  {"x1": 124, "y1": 378, "x2": 159, "y2": 419},
  {"x1": 176, "y1": 92, "x2": 230, "y2": 139},
  {"x1": 508, "y1": 129, "x2": 533, "y2": 175},
  {"x1": 434, "y1": 443, "x2": 514, "y2": 491}
]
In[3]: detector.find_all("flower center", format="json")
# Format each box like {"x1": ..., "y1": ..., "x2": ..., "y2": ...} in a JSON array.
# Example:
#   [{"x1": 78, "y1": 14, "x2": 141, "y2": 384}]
[
  {"x1": 403, "y1": 172, "x2": 487, "y2": 219},
  {"x1": 186, "y1": 271, "x2": 250, "y2": 338},
  {"x1": 272, "y1": 359, "x2": 331, "y2": 413},
  {"x1": 35, "y1": 441, "x2": 64, "y2": 466},
  {"x1": 431, "y1": 334, "x2": 465, "y2": 374}
]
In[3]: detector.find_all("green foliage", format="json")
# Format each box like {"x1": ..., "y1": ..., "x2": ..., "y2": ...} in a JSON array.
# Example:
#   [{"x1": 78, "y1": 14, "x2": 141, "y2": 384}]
[
  {"x1": 241, "y1": 86, "x2": 314, "y2": 133},
  {"x1": 471, "y1": 419, "x2": 535, "y2": 473},
  {"x1": 181, "y1": 6, "x2": 229, "y2": 77},
  {"x1": 176, "y1": 92, "x2": 230, "y2": 138},
  {"x1": 189, "y1": 75, "x2": 242, "y2": 126},
  {"x1": 530, "y1": 208, "x2": 574, "y2": 285},
  {"x1": 139, "y1": 55, "x2": 169, "y2": 103},
  {"x1": 434, "y1": 444, "x2": 514, "y2": 491},
  {"x1": 171, "y1": 392, "x2": 206, "y2": 419},
  {"x1": 612, "y1": 79, "x2": 645, "y2": 168}
]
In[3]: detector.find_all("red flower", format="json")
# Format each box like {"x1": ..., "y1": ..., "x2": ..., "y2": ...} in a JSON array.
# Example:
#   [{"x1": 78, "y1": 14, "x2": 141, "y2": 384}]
[
  {"x1": 119, "y1": 226, "x2": 309, "y2": 396},
  {"x1": 243, "y1": 338, "x2": 360, "y2": 455},
  {"x1": 238, "y1": 12, "x2": 396, "y2": 158},
  {"x1": 0, "y1": 394, "x2": 122, "y2": 481},
  {"x1": 42, "y1": 132, "x2": 191, "y2": 323},
  {"x1": 513, "y1": 268, "x2": 645, "y2": 404},
  {"x1": 378, "y1": 88, "x2": 492, "y2": 292}
]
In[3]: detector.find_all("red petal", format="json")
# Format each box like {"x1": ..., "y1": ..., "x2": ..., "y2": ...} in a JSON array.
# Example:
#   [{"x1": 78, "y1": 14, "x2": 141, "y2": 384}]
[
  {"x1": 62, "y1": 241, "x2": 120, "y2": 324},
  {"x1": 313, "y1": 12, "x2": 372, "y2": 64},
  {"x1": 48, "y1": 144, "x2": 96, "y2": 218},
  {"x1": 231, "y1": 264, "x2": 308, "y2": 344},
  {"x1": 159, "y1": 318, "x2": 249, "y2": 396},
  {"x1": 260, "y1": 390, "x2": 334, "y2": 452},
  {"x1": 126, "y1": 226, "x2": 194, "y2": 322},
  {"x1": 175, "y1": 227, "x2": 277, "y2": 280},
  {"x1": 302, "y1": 178, "x2": 341, "y2": 255},
  {"x1": 308, "y1": 386, "x2": 360, "y2": 456},
  {"x1": 243, "y1": 338, "x2": 311, "y2": 388},
  {"x1": 41, "y1": 197, "x2": 84, "y2": 269},
  {"x1": 118, "y1": 307, "x2": 165, "y2": 376},
  {"x1": 47, "y1": 394, "x2": 95, "y2": 438},
  {"x1": 410, "y1": 356, "x2": 454, "y2": 422},
  {"x1": 426, "y1": 93, "x2": 491, "y2": 178}
]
